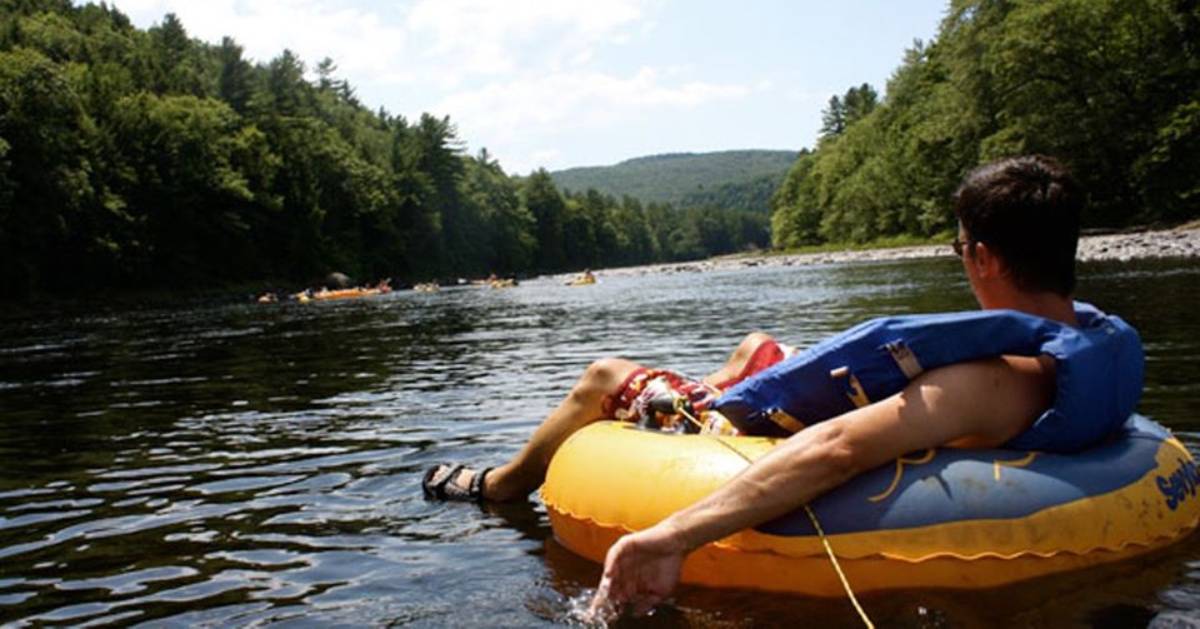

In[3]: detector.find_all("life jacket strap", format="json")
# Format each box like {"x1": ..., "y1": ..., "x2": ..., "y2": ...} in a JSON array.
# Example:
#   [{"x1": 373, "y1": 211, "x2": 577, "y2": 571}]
[
  {"x1": 830, "y1": 366, "x2": 871, "y2": 408},
  {"x1": 885, "y1": 341, "x2": 924, "y2": 379}
]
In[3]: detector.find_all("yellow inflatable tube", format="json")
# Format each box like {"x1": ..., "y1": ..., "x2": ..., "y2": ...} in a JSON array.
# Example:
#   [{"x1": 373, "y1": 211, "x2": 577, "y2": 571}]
[{"x1": 541, "y1": 416, "x2": 1200, "y2": 596}]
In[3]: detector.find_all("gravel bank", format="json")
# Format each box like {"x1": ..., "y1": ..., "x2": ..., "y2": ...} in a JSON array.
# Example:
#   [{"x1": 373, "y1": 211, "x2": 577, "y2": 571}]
[{"x1": 573, "y1": 227, "x2": 1200, "y2": 280}]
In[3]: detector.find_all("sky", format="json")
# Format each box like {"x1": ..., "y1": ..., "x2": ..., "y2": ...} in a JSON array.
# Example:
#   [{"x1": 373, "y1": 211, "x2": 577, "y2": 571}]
[{"x1": 107, "y1": 0, "x2": 948, "y2": 174}]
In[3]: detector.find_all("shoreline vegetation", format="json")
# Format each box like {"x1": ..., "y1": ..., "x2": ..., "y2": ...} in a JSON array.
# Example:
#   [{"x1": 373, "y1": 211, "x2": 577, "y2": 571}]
[
  {"x1": 18, "y1": 225, "x2": 1198, "y2": 306},
  {"x1": 575, "y1": 225, "x2": 1200, "y2": 280}
]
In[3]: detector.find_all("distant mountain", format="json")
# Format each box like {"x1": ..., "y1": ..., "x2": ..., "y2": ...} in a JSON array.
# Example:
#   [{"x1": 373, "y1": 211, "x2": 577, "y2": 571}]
[{"x1": 550, "y1": 150, "x2": 799, "y2": 211}]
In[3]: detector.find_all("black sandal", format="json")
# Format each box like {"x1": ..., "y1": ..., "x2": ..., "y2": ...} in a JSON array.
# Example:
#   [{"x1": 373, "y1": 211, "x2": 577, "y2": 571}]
[{"x1": 422, "y1": 464, "x2": 494, "y2": 502}]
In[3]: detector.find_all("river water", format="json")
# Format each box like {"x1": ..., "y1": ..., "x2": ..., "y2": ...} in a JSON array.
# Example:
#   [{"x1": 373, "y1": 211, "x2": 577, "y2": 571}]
[{"x1": 1, "y1": 256, "x2": 1198, "y2": 627}]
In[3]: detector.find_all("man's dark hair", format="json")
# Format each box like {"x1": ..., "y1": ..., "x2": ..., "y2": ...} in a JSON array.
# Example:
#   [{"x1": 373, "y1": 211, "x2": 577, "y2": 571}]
[{"x1": 953, "y1": 155, "x2": 1082, "y2": 296}]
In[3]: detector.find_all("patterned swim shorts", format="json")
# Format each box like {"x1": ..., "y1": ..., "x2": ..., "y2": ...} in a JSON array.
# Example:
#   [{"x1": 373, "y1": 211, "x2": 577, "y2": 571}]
[{"x1": 602, "y1": 339, "x2": 794, "y2": 435}]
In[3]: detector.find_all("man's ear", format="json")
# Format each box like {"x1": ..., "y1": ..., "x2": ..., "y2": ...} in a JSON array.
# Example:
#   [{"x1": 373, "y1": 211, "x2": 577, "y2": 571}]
[{"x1": 971, "y1": 242, "x2": 1008, "y2": 280}]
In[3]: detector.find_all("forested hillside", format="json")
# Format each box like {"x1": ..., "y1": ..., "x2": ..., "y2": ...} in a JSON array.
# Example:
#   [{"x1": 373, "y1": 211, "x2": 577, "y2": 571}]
[
  {"x1": 0, "y1": 2, "x2": 767, "y2": 297},
  {"x1": 680, "y1": 171, "x2": 795, "y2": 214},
  {"x1": 771, "y1": 0, "x2": 1200, "y2": 248},
  {"x1": 551, "y1": 150, "x2": 797, "y2": 208}
]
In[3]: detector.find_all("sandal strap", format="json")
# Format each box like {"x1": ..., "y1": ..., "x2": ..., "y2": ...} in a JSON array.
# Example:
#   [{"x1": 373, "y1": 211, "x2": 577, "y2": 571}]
[
  {"x1": 423, "y1": 463, "x2": 464, "y2": 500},
  {"x1": 470, "y1": 467, "x2": 495, "y2": 503}
]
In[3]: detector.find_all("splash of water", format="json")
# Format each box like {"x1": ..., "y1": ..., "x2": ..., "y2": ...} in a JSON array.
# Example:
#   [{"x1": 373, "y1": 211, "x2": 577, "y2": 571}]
[{"x1": 563, "y1": 588, "x2": 615, "y2": 627}]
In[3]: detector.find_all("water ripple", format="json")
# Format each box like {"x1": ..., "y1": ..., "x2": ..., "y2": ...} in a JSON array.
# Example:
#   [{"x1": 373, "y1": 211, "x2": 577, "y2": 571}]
[{"x1": 0, "y1": 258, "x2": 1197, "y2": 626}]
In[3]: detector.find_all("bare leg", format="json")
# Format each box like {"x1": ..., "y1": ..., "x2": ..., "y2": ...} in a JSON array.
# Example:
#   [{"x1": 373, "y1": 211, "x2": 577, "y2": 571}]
[
  {"x1": 702, "y1": 331, "x2": 776, "y2": 387},
  {"x1": 439, "y1": 358, "x2": 641, "y2": 502},
  {"x1": 435, "y1": 333, "x2": 777, "y2": 502}
]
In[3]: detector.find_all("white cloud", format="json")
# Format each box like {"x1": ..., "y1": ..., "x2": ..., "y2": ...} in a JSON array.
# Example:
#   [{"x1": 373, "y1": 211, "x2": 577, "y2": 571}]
[
  {"x1": 439, "y1": 67, "x2": 754, "y2": 172},
  {"x1": 110, "y1": 0, "x2": 412, "y2": 81},
  {"x1": 106, "y1": 0, "x2": 754, "y2": 171},
  {"x1": 109, "y1": 0, "x2": 655, "y2": 87},
  {"x1": 436, "y1": 68, "x2": 750, "y2": 142},
  {"x1": 517, "y1": 148, "x2": 562, "y2": 173},
  {"x1": 406, "y1": 0, "x2": 644, "y2": 76}
]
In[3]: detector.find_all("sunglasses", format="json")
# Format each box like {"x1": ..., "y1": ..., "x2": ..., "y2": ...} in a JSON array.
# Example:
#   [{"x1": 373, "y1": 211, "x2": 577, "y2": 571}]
[{"x1": 951, "y1": 237, "x2": 970, "y2": 257}]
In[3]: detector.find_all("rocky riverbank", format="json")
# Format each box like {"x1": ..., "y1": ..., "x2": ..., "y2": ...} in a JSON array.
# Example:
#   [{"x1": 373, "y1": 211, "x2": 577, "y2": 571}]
[{"x1": 576, "y1": 226, "x2": 1200, "y2": 279}]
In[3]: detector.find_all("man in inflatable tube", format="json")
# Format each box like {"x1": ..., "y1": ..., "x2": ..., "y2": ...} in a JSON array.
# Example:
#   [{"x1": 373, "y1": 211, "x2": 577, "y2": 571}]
[{"x1": 421, "y1": 155, "x2": 1144, "y2": 617}]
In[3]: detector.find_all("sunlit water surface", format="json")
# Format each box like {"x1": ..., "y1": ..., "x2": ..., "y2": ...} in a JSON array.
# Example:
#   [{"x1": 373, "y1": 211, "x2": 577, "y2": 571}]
[{"x1": 1, "y1": 257, "x2": 1199, "y2": 627}]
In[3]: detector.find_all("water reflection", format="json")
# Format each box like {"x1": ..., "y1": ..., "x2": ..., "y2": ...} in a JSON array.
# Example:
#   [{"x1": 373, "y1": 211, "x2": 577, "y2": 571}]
[{"x1": 0, "y1": 257, "x2": 1197, "y2": 626}]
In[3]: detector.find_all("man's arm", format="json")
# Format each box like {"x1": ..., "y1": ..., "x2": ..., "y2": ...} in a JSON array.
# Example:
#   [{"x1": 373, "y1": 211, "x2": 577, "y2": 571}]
[{"x1": 590, "y1": 355, "x2": 1055, "y2": 617}]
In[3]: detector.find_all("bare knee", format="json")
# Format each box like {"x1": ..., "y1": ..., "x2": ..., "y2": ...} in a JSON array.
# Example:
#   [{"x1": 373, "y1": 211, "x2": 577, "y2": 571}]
[
  {"x1": 733, "y1": 332, "x2": 774, "y2": 360},
  {"x1": 574, "y1": 358, "x2": 639, "y2": 401}
]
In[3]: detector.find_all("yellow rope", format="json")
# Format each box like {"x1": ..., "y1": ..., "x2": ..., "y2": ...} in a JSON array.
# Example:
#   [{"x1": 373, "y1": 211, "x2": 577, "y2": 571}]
[
  {"x1": 673, "y1": 402, "x2": 875, "y2": 629},
  {"x1": 802, "y1": 504, "x2": 875, "y2": 629}
]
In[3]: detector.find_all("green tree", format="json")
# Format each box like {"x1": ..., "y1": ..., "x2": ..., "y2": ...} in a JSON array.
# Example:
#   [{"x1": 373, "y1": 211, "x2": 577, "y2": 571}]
[
  {"x1": 109, "y1": 92, "x2": 275, "y2": 282},
  {"x1": 1135, "y1": 101, "x2": 1200, "y2": 222},
  {"x1": 819, "y1": 84, "x2": 878, "y2": 141},
  {"x1": 819, "y1": 95, "x2": 845, "y2": 139},
  {"x1": 387, "y1": 117, "x2": 439, "y2": 278},
  {"x1": 842, "y1": 83, "x2": 878, "y2": 126},
  {"x1": 461, "y1": 149, "x2": 535, "y2": 273},
  {"x1": 770, "y1": 152, "x2": 822, "y2": 247},
  {"x1": 148, "y1": 13, "x2": 208, "y2": 96},
  {"x1": 523, "y1": 169, "x2": 568, "y2": 271},
  {"x1": 410, "y1": 114, "x2": 470, "y2": 274},
  {"x1": 0, "y1": 47, "x2": 101, "y2": 294},
  {"x1": 257, "y1": 49, "x2": 308, "y2": 117},
  {"x1": 217, "y1": 36, "x2": 252, "y2": 113}
]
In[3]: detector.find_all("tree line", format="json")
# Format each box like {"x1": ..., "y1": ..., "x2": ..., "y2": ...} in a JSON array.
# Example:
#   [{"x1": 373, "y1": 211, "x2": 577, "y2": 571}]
[
  {"x1": 771, "y1": 0, "x2": 1200, "y2": 248},
  {"x1": 552, "y1": 150, "x2": 796, "y2": 207},
  {"x1": 679, "y1": 173, "x2": 783, "y2": 214},
  {"x1": 0, "y1": 1, "x2": 767, "y2": 297}
]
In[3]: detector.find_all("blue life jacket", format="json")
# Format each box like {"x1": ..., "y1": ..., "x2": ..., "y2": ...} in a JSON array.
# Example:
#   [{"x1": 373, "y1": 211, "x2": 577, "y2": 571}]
[{"x1": 712, "y1": 302, "x2": 1144, "y2": 452}]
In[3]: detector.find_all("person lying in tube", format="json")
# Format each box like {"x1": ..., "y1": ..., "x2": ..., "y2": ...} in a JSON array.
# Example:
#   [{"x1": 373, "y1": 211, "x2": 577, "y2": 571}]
[{"x1": 421, "y1": 155, "x2": 1143, "y2": 619}]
